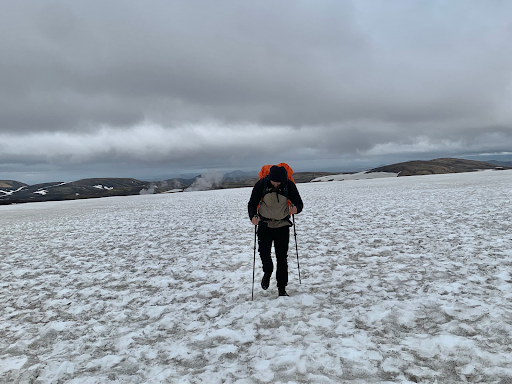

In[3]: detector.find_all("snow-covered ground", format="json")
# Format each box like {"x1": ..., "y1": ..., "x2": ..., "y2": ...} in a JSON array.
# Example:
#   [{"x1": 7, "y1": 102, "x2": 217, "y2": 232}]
[{"x1": 1, "y1": 170, "x2": 511, "y2": 384}]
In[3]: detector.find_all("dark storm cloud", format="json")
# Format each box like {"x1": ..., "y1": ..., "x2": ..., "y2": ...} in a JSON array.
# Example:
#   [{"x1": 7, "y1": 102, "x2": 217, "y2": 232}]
[
  {"x1": 0, "y1": 0, "x2": 510, "y2": 181},
  {"x1": 1, "y1": 1, "x2": 368, "y2": 130}
]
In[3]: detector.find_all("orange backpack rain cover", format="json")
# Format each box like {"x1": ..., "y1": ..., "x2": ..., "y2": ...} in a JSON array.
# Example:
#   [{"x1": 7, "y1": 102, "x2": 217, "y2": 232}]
[{"x1": 258, "y1": 163, "x2": 295, "y2": 183}]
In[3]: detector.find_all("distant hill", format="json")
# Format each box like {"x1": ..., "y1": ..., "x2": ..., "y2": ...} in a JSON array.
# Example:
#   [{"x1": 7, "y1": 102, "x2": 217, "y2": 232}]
[
  {"x1": 487, "y1": 160, "x2": 512, "y2": 167},
  {"x1": 0, "y1": 171, "x2": 338, "y2": 204},
  {"x1": 0, "y1": 178, "x2": 149, "y2": 205},
  {"x1": 368, "y1": 158, "x2": 509, "y2": 176},
  {"x1": 222, "y1": 170, "x2": 258, "y2": 182}
]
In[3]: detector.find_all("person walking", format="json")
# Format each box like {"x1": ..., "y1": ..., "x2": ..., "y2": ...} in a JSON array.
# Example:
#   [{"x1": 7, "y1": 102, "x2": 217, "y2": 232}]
[{"x1": 248, "y1": 164, "x2": 303, "y2": 297}]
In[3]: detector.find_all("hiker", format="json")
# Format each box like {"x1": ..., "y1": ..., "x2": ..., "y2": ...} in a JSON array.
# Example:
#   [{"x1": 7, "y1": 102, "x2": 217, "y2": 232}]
[{"x1": 248, "y1": 164, "x2": 303, "y2": 297}]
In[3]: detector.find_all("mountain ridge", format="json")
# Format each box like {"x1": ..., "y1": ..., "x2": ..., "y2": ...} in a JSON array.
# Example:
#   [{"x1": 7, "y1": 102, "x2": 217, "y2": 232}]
[{"x1": 1, "y1": 158, "x2": 508, "y2": 205}]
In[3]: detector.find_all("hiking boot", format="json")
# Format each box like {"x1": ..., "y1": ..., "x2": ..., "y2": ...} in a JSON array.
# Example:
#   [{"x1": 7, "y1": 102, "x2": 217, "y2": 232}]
[
  {"x1": 278, "y1": 287, "x2": 289, "y2": 297},
  {"x1": 261, "y1": 273, "x2": 271, "y2": 290}
]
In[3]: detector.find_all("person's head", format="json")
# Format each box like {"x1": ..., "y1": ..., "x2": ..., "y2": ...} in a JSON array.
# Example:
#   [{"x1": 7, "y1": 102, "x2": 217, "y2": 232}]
[{"x1": 268, "y1": 165, "x2": 287, "y2": 187}]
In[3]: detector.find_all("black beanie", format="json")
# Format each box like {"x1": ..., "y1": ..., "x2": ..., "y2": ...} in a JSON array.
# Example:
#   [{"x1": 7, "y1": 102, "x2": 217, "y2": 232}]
[{"x1": 268, "y1": 165, "x2": 287, "y2": 183}]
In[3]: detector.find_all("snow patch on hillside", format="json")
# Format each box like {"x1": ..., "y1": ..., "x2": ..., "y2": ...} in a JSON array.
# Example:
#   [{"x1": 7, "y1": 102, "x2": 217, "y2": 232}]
[
  {"x1": 0, "y1": 186, "x2": 25, "y2": 196},
  {"x1": 93, "y1": 185, "x2": 114, "y2": 190}
]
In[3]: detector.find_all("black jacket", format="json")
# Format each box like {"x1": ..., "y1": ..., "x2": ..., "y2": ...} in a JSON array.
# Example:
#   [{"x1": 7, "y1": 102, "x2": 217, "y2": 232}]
[{"x1": 248, "y1": 178, "x2": 303, "y2": 219}]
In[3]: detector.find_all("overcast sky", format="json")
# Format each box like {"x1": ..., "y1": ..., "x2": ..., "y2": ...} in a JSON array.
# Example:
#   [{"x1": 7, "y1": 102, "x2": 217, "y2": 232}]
[{"x1": 1, "y1": 0, "x2": 511, "y2": 184}]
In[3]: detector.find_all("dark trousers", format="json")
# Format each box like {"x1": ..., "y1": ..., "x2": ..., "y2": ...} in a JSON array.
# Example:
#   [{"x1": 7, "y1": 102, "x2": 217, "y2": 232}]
[{"x1": 257, "y1": 224, "x2": 289, "y2": 288}]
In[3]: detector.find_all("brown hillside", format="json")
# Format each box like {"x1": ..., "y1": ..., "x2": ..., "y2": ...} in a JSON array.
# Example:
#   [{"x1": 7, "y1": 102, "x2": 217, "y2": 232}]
[
  {"x1": 369, "y1": 158, "x2": 509, "y2": 176},
  {"x1": 0, "y1": 180, "x2": 28, "y2": 189}
]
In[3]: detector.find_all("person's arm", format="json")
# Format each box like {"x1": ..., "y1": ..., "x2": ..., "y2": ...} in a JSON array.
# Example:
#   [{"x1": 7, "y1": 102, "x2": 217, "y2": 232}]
[
  {"x1": 248, "y1": 179, "x2": 264, "y2": 220},
  {"x1": 288, "y1": 181, "x2": 303, "y2": 214}
]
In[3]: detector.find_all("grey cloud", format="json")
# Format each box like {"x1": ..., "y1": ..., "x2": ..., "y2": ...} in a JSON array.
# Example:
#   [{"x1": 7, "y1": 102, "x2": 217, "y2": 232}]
[{"x1": 2, "y1": 1, "x2": 509, "y2": 132}]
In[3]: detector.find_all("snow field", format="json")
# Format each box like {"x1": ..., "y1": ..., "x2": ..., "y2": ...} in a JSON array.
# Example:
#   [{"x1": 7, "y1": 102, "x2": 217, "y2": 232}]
[{"x1": 1, "y1": 170, "x2": 511, "y2": 383}]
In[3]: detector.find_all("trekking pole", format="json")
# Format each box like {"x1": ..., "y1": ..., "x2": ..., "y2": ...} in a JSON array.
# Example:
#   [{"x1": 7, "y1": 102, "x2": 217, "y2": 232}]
[
  {"x1": 293, "y1": 214, "x2": 301, "y2": 284},
  {"x1": 252, "y1": 223, "x2": 257, "y2": 300}
]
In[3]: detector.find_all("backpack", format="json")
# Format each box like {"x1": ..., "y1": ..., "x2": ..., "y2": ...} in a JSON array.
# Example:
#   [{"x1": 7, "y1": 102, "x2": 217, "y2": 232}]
[
  {"x1": 257, "y1": 163, "x2": 294, "y2": 213},
  {"x1": 258, "y1": 163, "x2": 295, "y2": 183}
]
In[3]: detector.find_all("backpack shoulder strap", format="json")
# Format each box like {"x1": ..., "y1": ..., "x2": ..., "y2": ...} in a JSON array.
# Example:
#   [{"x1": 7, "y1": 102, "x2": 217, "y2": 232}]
[{"x1": 260, "y1": 176, "x2": 271, "y2": 199}]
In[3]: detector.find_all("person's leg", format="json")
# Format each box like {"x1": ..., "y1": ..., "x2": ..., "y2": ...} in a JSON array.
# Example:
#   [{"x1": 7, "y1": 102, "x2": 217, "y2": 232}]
[
  {"x1": 258, "y1": 224, "x2": 274, "y2": 278},
  {"x1": 274, "y1": 226, "x2": 290, "y2": 288}
]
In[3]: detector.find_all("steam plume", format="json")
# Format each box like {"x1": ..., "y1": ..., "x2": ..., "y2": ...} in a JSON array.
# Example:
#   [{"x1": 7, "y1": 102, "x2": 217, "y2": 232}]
[{"x1": 185, "y1": 170, "x2": 224, "y2": 192}]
